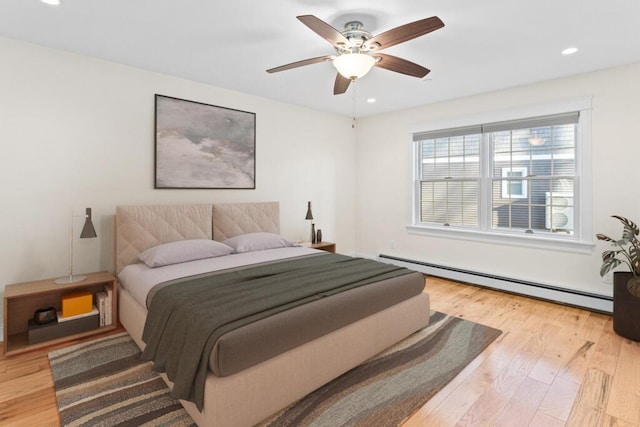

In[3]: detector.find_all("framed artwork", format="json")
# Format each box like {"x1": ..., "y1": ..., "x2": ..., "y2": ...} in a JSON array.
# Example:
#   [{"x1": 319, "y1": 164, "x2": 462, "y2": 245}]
[{"x1": 154, "y1": 94, "x2": 256, "y2": 189}]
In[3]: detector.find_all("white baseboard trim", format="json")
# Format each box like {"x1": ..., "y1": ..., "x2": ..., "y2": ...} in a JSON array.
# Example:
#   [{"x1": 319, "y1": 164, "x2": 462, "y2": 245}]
[{"x1": 378, "y1": 254, "x2": 612, "y2": 314}]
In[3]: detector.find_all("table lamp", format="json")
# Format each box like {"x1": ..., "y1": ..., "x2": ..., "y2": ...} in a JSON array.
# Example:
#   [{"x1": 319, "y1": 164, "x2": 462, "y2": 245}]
[
  {"x1": 55, "y1": 207, "x2": 97, "y2": 284},
  {"x1": 305, "y1": 201, "x2": 316, "y2": 244}
]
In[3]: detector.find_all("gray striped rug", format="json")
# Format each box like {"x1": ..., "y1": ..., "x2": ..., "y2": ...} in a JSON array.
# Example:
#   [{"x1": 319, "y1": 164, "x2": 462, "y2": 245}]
[
  {"x1": 48, "y1": 332, "x2": 195, "y2": 427},
  {"x1": 260, "y1": 311, "x2": 501, "y2": 426},
  {"x1": 49, "y1": 312, "x2": 501, "y2": 426}
]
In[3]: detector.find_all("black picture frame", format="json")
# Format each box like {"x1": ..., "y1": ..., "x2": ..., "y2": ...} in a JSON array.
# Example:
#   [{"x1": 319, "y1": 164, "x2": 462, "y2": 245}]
[{"x1": 154, "y1": 94, "x2": 256, "y2": 189}]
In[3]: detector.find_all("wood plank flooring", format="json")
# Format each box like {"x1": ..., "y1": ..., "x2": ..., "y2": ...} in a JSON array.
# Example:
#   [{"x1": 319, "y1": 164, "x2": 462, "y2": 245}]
[{"x1": 0, "y1": 276, "x2": 638, "y2": 426}]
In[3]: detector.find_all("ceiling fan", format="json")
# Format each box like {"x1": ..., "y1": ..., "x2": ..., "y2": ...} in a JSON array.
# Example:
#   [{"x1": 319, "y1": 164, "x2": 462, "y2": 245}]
[{"x1": 267, "y1": 15, "x2": 445, "y2": 95}]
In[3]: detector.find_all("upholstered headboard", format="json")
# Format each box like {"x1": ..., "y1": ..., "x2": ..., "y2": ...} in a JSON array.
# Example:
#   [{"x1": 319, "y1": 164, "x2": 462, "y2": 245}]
[
  {"x1": 212, "y1": 202, "x2": 279, "y2": 241},
  {"x1": 115, "y1": 202, "x2": 279, "y2": 274}
]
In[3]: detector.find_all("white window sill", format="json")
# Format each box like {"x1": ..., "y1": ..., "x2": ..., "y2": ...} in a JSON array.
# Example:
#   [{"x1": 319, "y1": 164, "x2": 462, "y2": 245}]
[{"x1": 406, "y1": 224, "x2": 595, "y2": 254}]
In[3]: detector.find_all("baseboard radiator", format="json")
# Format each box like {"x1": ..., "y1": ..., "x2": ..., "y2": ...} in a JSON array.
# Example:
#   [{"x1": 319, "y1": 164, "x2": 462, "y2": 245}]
[{"x1": 379, "y1": 254, "x2": 613, "y2": 314}]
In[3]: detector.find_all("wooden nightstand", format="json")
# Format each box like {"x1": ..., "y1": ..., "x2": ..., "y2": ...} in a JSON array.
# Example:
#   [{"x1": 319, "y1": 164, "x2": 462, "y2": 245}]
[
  {"x1": 310, "y1": 241, "x2": 336, "y2": 253},
  {"x1": 3, "y1": 271, "x2": 117, "y2": 357}
]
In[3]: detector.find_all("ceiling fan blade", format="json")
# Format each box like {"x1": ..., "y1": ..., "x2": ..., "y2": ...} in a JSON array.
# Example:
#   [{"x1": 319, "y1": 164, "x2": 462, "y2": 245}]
[
  {"x1": 373, "y1": 53, "x2": 430, "y2": 78},
  {"x1": 365, "y1": 16, "x2": 444, "y2": 51},
  {"x1": 334, "y1": 73, "x2": 351, "y2": 95},
  {"x1": 267, "y1": 55, "x2": 333, "y2": 73},
  {"x1": 297, "y1": 15, "x2": 350, "y2": 47}
]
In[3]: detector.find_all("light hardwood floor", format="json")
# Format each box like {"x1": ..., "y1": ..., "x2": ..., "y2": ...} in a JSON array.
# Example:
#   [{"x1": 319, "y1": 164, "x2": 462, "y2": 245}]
[{"x1": 1, "y1": 276, "x2": 638, "y2": 427}]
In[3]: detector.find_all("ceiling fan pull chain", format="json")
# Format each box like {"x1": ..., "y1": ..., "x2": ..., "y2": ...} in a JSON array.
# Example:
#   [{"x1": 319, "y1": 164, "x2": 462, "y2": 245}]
[{"x1": 352, "y1": 79, "x2": 357, "y2": 128}]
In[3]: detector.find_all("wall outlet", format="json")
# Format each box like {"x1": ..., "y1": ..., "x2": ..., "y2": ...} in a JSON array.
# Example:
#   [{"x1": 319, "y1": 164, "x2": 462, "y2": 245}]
[
  {"x1": 389, "y1": 240, "x2": 396, "y2": 250},
  {"x1": 602, "y1": 271, "x2": 613, "y2": 286}
]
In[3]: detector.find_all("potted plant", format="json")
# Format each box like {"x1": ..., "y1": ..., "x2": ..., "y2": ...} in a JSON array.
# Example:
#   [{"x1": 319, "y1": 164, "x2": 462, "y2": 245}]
[{"x1": 597, "y1": 215, "x2": 640, "y2": 341}]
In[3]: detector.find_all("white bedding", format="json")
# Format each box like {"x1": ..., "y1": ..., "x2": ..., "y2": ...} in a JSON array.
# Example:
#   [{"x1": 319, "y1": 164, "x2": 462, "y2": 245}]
[{"x1": 118, "y1": 246, "x2": 322, "y2": 308}]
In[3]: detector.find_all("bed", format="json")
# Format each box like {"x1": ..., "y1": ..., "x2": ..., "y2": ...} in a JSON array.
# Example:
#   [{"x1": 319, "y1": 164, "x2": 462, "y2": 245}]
[{"x1": 115, "y1": 202, "x2": 430, "y2": 427}]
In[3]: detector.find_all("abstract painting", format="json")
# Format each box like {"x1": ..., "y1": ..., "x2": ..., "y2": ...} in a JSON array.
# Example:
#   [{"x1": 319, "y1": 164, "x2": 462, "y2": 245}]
[{"x1": 154, "y1": 94, "x2": 256, "y2": 189}]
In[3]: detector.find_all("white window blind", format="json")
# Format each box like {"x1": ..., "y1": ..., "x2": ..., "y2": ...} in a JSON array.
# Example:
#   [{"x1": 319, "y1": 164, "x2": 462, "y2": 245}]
[
  {"x1": 414, "y1": 111, "x2": 580, "y2": 239},
  {"x1": 418, "y1": 133, "x2": 481, "y2": 227}
]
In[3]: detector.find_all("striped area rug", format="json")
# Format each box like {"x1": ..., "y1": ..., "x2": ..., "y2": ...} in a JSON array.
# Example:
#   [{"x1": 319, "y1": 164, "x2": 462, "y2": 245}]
[
  {"x1": 261, "y1": 311, "x2": 501, "y2": 426},
  {"x1": 49, "y1": 312, "x2": 501, "y2": 427},
  {"x1": 48, "y1": 332, "x2": 195, "y2": 427}
]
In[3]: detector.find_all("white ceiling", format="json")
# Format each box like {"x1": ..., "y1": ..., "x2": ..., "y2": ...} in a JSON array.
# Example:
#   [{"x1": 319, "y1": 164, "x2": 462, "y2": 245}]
[{"x1": 2, "y1": 0, "x2": 639, "y2": 117}]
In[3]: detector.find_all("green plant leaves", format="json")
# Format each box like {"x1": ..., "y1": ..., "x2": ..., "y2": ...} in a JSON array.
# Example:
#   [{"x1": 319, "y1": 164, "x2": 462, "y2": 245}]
[
  {"x1": 597, "y1": 215, "x2": 640, "y2": 283},
  {"x1": 596, "y1": 233, "x2": 615, "y2": 243},
  {"x1": 631, "y1": 245, "x2": 640, "y2": 275},
  {"x1": 600, "y1": 257, "x2": 622, "y2": 276},
  {"x1": 613, "y1": 215, "x2": 640, "y2": 237}
]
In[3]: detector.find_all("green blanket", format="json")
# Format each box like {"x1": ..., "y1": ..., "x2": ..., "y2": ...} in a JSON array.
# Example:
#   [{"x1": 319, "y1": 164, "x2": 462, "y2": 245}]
[{"x1": 141, "y1": 253, "x2": 414, "y2": 411}]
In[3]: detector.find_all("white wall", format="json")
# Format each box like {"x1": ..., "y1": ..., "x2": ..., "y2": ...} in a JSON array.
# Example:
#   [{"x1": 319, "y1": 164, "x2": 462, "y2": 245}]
[
  {"x1": 355, "y1": 62, "x2": 640, "y2": 297},
  {"x1": 3, "y1": 34, "x2": 638, "y2": 336},
  {"x1": 0, "y1": 37, "x2": 357, "y2": 327}
]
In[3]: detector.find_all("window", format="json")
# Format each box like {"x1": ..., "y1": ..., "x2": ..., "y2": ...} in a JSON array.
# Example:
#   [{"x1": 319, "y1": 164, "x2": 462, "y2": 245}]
[
  {"x1": 501, "y1": 167, "x2": 527, "y2": 199},
  {"x1": 409, "y1": 102, "x2": 592, "y2": 252},
  {"x1": 419, "y1": 130, "x2": 480, "y2": 227}
]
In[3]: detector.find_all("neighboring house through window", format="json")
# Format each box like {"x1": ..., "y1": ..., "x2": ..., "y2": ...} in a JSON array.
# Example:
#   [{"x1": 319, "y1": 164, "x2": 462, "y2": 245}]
[{"x1": 408, "y1": 99, "x2": 593, "y2": 252}]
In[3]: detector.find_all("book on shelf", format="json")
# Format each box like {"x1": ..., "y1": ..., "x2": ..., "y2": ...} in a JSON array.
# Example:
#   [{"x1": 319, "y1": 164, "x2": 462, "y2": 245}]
[
  {"x1": 104, "y1": 285, "x2": 113, "y2": 325},
  {"x1": 96, "y1": 291, "x2": 106, "y2": 326},
  {"x1": 96, "y1": 286, "x2": 113, "y2": 326},
  {"x1": 57, "y1": 306, "x2": 99, "y2": 323}
]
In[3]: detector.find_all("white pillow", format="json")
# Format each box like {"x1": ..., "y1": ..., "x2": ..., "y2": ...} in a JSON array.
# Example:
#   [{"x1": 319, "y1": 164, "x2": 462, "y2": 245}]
[
  {"x1": 223, "y1": 232, "x2": 294, "y2": 253},
  {"x1": 138, "y1": 239, "x2": 234, "y2": 267}
]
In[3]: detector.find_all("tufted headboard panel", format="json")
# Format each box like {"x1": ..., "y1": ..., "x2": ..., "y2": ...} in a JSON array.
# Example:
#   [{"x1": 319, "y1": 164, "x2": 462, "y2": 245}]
[
  {"x1": 115, "y1": 204, "x2": 213, "y2": 274},
  {"x1": 115, "y1": 202, "x2": 280, "y2": 274},
  {"x1": 212, "y1": 202, "x2": 279, "y2": 241}
]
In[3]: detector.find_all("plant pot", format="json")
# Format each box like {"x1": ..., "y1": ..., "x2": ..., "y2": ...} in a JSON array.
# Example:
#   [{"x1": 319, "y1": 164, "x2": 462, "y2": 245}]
[{"x1": 613, "y1": 272, "x2": 640, "y2": 341}]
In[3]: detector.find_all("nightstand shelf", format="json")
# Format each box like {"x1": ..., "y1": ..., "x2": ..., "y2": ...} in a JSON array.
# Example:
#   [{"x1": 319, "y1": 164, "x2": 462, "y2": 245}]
[
  {"x1": 3, "y1": 271, "x2": 117, "y2": 356},
  {"x1": 310, "y1": 241, "x2": 336, "y2": 253}
]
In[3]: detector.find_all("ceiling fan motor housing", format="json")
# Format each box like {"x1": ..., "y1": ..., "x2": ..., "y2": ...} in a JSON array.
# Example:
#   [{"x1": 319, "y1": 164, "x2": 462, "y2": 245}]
[{"x1": 336, "y1": 21, "x2": 376, "y2": 54}]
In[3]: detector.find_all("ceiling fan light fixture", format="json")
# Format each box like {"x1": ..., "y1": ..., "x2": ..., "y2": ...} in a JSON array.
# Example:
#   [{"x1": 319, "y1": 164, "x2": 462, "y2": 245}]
[{"x1": 332, "y1": 53, "x2": 375, "y2": 80}]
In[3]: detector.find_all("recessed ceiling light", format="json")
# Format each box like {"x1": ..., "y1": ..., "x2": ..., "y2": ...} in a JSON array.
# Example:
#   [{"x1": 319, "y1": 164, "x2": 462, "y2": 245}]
[
  {"x1": 562, "y1": 47, "x2": 578, "y2": 55},
  {"x1": 41, "y1": 0, "x2": 61, "y2": 5},
  {"x1": 366, "y1": 98, "x2": 376, "y2": 104}
]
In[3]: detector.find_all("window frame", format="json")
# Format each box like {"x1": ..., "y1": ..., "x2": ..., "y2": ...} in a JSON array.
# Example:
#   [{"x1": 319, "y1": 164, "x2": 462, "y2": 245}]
[
  {"x1": 500, "y1": 167, "x2": 528, "y2": 199},
  {"x1": 407, "y1": 98, "x2": 594, "y2": 254}
]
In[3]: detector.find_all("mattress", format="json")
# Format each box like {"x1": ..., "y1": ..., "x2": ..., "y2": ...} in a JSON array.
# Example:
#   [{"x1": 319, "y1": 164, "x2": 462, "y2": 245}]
[{"x1": 119, "y1": 248, "x2": 425, "y2": 377}]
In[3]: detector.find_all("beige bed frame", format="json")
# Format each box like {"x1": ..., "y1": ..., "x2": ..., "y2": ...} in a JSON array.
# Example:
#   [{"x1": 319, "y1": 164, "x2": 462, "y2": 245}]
[{"x1": 115, "y1": 202, "x2": 430, "y2": 427}]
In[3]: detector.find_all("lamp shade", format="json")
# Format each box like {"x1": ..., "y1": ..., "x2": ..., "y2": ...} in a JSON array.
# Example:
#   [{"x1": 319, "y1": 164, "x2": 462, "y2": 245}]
[
  {"x1": 80, "y1": 208, "x2": 97, "y2": 238},
  {"x1": 55, "y1": 207, "x2": 97, "y2": 284},
  {"x1": 332, "y1": 53, "x2": 376, "y2": 80},
  {"x1": 305, "y1": 201, "x2": 314, "y2": 220}
]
